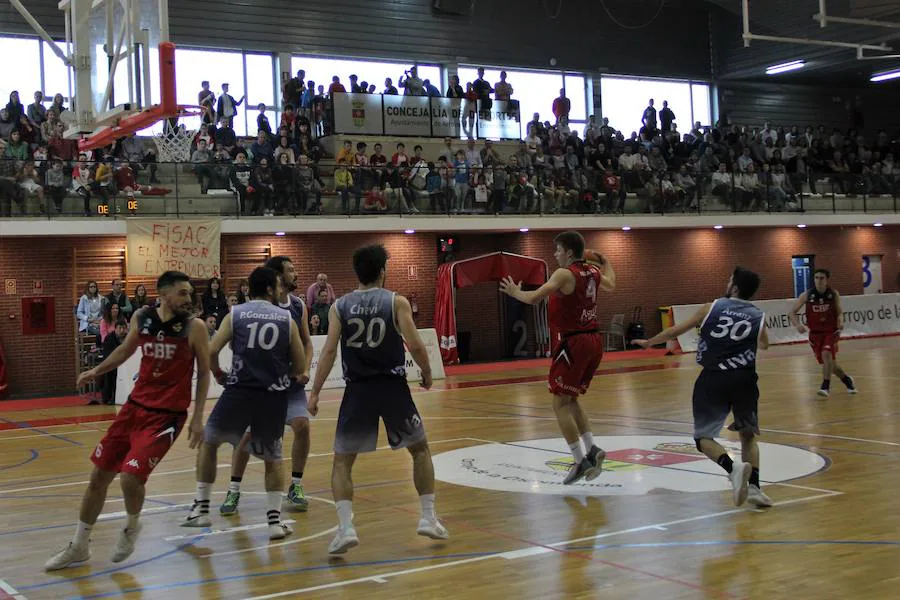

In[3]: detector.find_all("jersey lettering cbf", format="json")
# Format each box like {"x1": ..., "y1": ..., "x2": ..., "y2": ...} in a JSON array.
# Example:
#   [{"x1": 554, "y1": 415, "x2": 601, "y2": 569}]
[
  {"x1": 805, "y1": 288, "x2": 838, "y2": 333},
  {"x1": 696, "y1": 298, "x2": 764, "y2": 371},
  {"x1": 548, "y1": 260, "x2": 603, "y2": 340},
  {"x1": 227, "y1": 300, "x2": 293, "y2": 391},
  {"x1": 336, "y1": 288, "x2": 406, "y2": 382},
  {"x1": 133, "y1": 307, "x2": 194, "y2": 412}
]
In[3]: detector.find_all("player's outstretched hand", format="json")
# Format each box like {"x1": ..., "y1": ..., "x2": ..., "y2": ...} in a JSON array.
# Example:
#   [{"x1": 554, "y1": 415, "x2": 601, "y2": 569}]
[
  {"x1": 76, "y1": 368, "x2": 97, "y2": 389},
  {"x1": 796, "y1": 324, "x2": 808, "y2": 334},
  {"x1": 308, "y1": 392, "x2": 320, "y2": 416},
  {"x1": 187, "y1": 415, "x2": 204, "y2": 449},
  {"x1": 499, "y1": 276, "x2": 521, "y2": 297},
  {"x1": 421, "y1": 371, "x2": 433, "y2": 390},
  {"x1": 633, "y1": 339, "x2": 651, "y2": 349}
]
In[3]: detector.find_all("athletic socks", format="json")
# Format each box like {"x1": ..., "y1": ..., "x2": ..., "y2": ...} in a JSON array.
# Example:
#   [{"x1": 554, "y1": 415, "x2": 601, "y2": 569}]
[
  {"x1": 73, "y1": 520, "x2": 93, "y2": 546},
  {"x1": 336, "y1": 500, "x2": 353, "y2": 532},
  {"x1": 750, "y1": 467, "x2": 760, "y2": 488},
  {"x1": 419, "y1": 493, "x2": 436, "y2": 521},
  {"x1": 125, "y1": 513, "x2": 140, "y2": 531},
  {"x1": 266, "y1": 491, "x2": 282, "y2": 525},
  {"x1": 194, "y1": 482, "x2": 212, "y2": 515},
  {"x1": 580, "y1": 432, "x2": 595, "y2": 452},
  {"x1": 229, "y1": 476, "x2": 242, "y2": 493},
  {"x1": 716, "y1": 453, "x2": 734, "y2": 474},
  {"x1": 291, "y1": 471, "x2": 303, "y2": 486},
  {"x1": 840, "y1": 375, "x2": 854, "y2": 389},
  {"x1": 821, "y1": 379, "x2": 831, "y2": 390},
  {"x1": 569, "y1": 441, "x2": 585, "y2": 462}
]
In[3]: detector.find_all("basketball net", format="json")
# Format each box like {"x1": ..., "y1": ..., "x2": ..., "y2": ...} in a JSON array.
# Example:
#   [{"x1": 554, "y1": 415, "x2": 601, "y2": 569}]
[{"x1": 152, "y1": 123, "x2": 197, "y2": 163}]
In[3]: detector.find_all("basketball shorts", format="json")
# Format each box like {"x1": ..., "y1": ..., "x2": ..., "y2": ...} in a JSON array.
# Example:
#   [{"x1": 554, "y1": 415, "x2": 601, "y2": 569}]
[
  {"x1": 692, "y1": 369, "x2": 759, "y2": 440},
  {"x1": 204, "y1": 388, "x2": 288, "y2": 461},
  {"x1": 809, "y1": 331, "x2": 840, "y2": 364},
  {"x1": 334, "y1": 377, "x2": 425, "y2": 455},
  {"x1": 285, "y1": 383, "x2": 311, "y2": 423},
  {"x1": 91, "y1": 400, "x2": 187, "y2": 483},
  {"x1": 548, "y1": 332, "x2": 604, "y2": 397}
]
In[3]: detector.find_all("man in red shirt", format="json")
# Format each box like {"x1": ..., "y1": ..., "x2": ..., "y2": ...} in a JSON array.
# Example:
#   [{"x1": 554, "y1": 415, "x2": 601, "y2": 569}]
[
  {"x1": 789, "y1": 268, "x2": 856, "y2": 397},
  {"x1": 45, "y1": 271, "x2": 211, "y2": 571},
  {"x1": 501, "y1": 231, "x2": 616, "y2": 484}
]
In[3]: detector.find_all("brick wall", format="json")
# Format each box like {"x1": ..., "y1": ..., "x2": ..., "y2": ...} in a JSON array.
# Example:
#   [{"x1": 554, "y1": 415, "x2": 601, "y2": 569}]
[{"x1": 1, "y1": 225, "x2": 897, "y2": 396}]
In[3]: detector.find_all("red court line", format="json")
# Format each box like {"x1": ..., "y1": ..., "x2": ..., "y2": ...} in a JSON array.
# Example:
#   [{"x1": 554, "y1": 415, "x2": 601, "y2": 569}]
[
  {"x1": 445, "y1": 349, "x2": 670, "y2": 376},
  {"x1": 0, "y1": 395, "x2": 87, "y2": 411},
  {"x1": 0, "y1": 413, "x2": 116, "y2": 432}
]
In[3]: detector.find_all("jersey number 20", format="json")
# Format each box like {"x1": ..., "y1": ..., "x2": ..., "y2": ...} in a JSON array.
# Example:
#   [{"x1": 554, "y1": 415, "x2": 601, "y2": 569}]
[
  {"x1": 709, "y1": 316, "x2": 752, "y2": 341},
  {"x1": 347, "y1": 317, "x2": 387, "y2": 348}
]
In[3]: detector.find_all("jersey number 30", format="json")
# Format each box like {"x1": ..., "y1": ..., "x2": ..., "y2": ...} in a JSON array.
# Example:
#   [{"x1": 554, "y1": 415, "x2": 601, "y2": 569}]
[
  {"x1": 709, "y1": 316, "x2": 752, "y2": 341},
  {"x1": 347, "y1": 317, "x2": 387, "y2": 348}
]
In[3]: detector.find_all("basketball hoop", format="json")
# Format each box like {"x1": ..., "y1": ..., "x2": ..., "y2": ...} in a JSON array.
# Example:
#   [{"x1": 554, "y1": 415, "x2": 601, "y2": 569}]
[{"x1": 153, "y1": 121, "x2": 198, "y2": 163}]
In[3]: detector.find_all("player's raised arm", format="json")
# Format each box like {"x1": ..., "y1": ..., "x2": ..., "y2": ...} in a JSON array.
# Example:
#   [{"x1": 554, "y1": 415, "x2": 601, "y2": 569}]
[
  {"x1": 395, "y1": 294, "x2": 432, "y2": 390},
  {"x1": 634, "y1": 303, "x2": 712, "y2": 349},
  {"x1": 308, "y1": 303, "x2": 342, "y2": 416},
  {"x1": 76, "y1": 311, "x2": 142, "y2": 388},
  {"x1": 500, "y1": 267, "x2": 572, "y2": 305},
  {"x1": 188, "y1": 316, "x2": 212, "y2": 449},
  {"x1": 789, "y1": 291, "x2": 808, "y2": 333},
  {"x1": 584, "y1": 250, "x2": 616, "y2": 291}
]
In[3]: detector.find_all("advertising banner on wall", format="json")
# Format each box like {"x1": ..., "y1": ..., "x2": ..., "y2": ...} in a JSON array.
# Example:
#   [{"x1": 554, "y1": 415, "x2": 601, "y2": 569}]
[
  {"x1": 430, "y1": 97, "x2": 463, "y2": 138},
  {"x1": 116, "y1": 328, "x2": 447, "y2": 404},
  {"x1": 476, "y1": 100, "x2": 521, "y2": 140},
  {"x1": 126, "y1": 219, "x2": 221, "y2": 279},
  {"x1": 671, "y1": 292, "x2": 900, "y2": 352},
  {"x1": 332, "y1": 92, "x2": 384, "y2": 135},
  {"x1": 383, "y1": 95, "x2": 432, "y2": 136}
]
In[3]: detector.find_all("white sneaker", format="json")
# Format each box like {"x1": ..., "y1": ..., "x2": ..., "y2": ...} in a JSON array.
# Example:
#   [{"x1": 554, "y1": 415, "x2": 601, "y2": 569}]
[
  {"x1": 269, "y1": 521, "x2": 294, "y2": 540},
  {"x1": 747, "y1": 485, "x2": 773, "y2": 508},
  {"x1": 817, "y1": 387, "x2": 830, "y2": 397},
  {"x1": 328, "y1": 528, "x2": 359, "y2": 555},
  {"x1": 45, "y1": 542, "x2": 90, "y2": 571},
  {"x1": 417, "y1": 518, "x2": 449, "y2": 540},
  {"x1": 181, "y1": 502, "x2": 212, "y2": 527},
  {"x1": 111, "y1": 523, "x2": 142, "y2": 563},
  {"x1": 845, "y1": 376, "x2": 858, "y2": 395},
  {"x1": 729, "y1": 461, "x2": 751, "y2": 506}
]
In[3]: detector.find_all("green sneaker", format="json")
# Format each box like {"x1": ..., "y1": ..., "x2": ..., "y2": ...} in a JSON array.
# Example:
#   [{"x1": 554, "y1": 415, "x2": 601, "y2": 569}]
[
  {"x1": 285, "y1": 482, "x2": 309, "y2": 512},
  {"x1": 219, "y1": 490, "x2": 241, "y2": 516}
]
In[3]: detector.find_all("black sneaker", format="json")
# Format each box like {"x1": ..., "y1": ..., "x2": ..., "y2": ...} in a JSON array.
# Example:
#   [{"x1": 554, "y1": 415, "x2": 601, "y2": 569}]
[
  {"x1": 584, "y1": 446, "x2": 606, "y2": 481},
  {"x1": 563, "y1": 458, "x2": 591, "y2": 485},
  {"x1": 844, "y1": 375, "x2": 857, "y2": 395}
]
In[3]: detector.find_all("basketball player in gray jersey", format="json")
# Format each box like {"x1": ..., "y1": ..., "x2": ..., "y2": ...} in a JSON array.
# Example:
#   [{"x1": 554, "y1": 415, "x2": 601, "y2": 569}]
[
  {"x1": 309, "y1": 244, "x2": 449, "y2": 555},
  {"x1": 219, "y1": 256, "x2": 315, "y2": 516},
  {"x1": 183, "y1": 267, "x2": 307, "y2": 539},
  {"x1": 635, "y1": 267, "x2": 773, "y2": 508}
]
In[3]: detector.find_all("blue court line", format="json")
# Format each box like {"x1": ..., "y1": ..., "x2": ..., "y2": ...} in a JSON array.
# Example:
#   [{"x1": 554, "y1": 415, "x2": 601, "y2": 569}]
[
  {"x1": 0, "y1": 449, "x2": 39, "y2": 472},
  {"x1": 21, "y1": 536, "x2": 204, "y2": 592},
  {"x1": 60, "y1": 551, "x2": 501, "y2": 599},
  {"x1": 0, "y1": 417, "x2": 83, "y2": 447},
  {"x1": 0, "y1": 498, "x2": 179, "y2": 537},
  {"x1": 567, "y1": 540, "x2": 900, "y2": 551}
]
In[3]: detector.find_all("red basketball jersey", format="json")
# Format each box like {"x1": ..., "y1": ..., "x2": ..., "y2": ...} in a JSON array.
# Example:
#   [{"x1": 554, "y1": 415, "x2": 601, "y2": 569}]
[
  {"x1": 805, "y1": 287, "x2": 839, "y2": 333},
  {"x1": 548, "y1": 261, "x2": 603, "y2": 340},
  {"x1": 131, "y1": 307, "x2": 195, "y2": 412}
]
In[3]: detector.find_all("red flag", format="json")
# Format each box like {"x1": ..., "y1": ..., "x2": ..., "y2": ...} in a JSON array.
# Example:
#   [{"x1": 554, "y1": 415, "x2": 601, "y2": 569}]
[{"x1": 434, "y1": 263, "x2": 458, "y2": 364}]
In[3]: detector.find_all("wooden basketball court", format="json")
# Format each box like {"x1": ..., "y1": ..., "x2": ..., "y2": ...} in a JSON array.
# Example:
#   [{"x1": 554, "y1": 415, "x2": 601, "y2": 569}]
[{"x1": 1, "y1": 337, "x2": 898, "y2": 599}]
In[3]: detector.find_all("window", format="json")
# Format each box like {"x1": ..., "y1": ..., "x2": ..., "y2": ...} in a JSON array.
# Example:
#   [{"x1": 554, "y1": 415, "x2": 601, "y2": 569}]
[
  {"x1": 599, "y1": 76, "x2": 711, "y2": 136},
  {"x1": 0, "y1": 36, "x2": 42, "y2": 112},
  {"x1": 42, "y1": 41, "x2": 71, "y2": 102},
  {"x1": 291, "y1": 56, "x2": 440, "y2": 97},
  {"x1": 244, "y1": 53, "x2": 277, "y2": 135},
  {"x1": 174, "y1": 48, "x2": 246, "y2": 134}
]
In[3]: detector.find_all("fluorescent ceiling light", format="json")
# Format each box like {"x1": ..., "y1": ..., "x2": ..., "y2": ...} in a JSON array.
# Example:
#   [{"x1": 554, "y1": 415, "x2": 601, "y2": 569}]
[
  {"x1": 871, "y1": 69, "x2": 900, "y2": 82},
  {"x1": 766, "y1": 60, "x2": 805, "y2": 75}
]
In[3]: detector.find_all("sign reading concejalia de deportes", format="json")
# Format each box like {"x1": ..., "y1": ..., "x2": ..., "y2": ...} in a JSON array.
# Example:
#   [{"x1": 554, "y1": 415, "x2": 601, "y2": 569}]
[
  {"x1": 432, "y1": 436, "x2": 826, "y2": 496},
  {"x1": 383, "y1": 95, "x2": 432, "y2": 136},
  {"x1": 115, "y1": 328, "x2": 447, "y2": 405},
  {"x1": 671, "y1": 292, "x2": 900, "y2": 351},
  {"x1": 126, "y1": 219, "x2": 221, "y2": 280}
]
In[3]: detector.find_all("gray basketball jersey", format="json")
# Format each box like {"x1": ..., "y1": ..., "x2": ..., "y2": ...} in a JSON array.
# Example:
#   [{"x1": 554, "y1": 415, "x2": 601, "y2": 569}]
[
  {"x1": 697, "y1": 298, "x2": 765, "y2": 371},
  {"x1": 279, "y1": 294, "x2": 307, "y2": 394},
  {"x1": 227, "y1": 300, "x2": 293, "y2": 391},
  {"x1": 696, "y1": 298, "x2": 764, "y2": 371},
  {"x1": 336, "y1": 288, "x2": 407, "y2": 382}
]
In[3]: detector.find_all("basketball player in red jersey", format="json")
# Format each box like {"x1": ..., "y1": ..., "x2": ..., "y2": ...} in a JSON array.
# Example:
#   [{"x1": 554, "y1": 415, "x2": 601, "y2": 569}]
[
  {"x1": 501, "y1": 231, "x2": 616, "y2": 484},
  {"x1": 45, "y1": 271, "x2": 211, "y2": 571},
  {"x1": 789, "y1": 268, "x2": 856, "y2": 397}
]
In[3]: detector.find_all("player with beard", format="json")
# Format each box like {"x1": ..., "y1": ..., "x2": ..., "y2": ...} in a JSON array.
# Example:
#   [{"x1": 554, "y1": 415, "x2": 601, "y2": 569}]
[
  {"x1": 218, "y1": 256, "x2": 315, "y2": 515},
  {"x1": 45, "y1": 271, "x2": 210, "y2": 570}
]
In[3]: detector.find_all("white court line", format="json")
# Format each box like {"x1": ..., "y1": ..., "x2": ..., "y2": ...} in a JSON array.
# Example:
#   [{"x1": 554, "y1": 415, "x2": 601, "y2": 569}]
[
  {"x1": 0, "y1": 464, "x2": 230, "y2": 495},
  {"x1": 759, "y1": 427, "x2": 900, "y2": 447},
  {"x1": 99, "y1": 504, "x2": 192, "y2": 521},
  {"x1": 164, "y1": 520, "x2": 297, "y2": 541},
  {"x1": 0, "y1": 578, "x2": 27, "y2": 600},
  {"x1": 244, "y1": 490, "x2": 842, "y2": 598}
]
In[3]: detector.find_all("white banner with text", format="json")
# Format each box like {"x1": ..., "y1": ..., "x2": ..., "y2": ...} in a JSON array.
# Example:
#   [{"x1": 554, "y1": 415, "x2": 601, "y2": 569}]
[
  {"x1": 671, "y1": 293, "x2": 900, "y2": 352},
  {"x1": 116, "y1": 328, "x2": 447, "y2": 405}
]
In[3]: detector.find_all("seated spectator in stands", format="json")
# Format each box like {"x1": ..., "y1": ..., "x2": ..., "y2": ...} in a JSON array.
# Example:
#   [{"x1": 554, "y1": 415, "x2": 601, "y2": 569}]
[
  {"x1": 99, "y1": 318, "x2": 128, "y2": 405},
  {"x1": 119, "y1": 134, "x2": 158, "y2": 183},
  {"x1": 16, "y1": 161, "x2": 44, "y2": 214},
  {"x1": 191, "y1": 138, "x2": 213, "y2": 193},
  {"x1": 399, "y1": 66, "x2": 425, "y2": 96},
  {"x1": 32, "y1": 143, "x2": 48, "y2": 170},
  {"x1": 307, "y1": 273, "x2": 335, "y2": 307},
  {"x1": 711, "y1": 162, "x2": 733, "y2": 202},
  {"x1": 229, "y1": 151, "x2": 252, "y2": 214},
  {"x1": 4, "y1": 130, "x2": 28, "y2": 161},
  {"x1": 310, "y1": 289, "x2": 331, "y2": 332},
  {"x1": 0, "y1": 110, "x2": 14, "y2": 141},
  {"x1": 452, "y1": 150, "x2": 470, "y2": 212},
  {"x1": 106, "y1": 279, "x2": 133, "y2": 318},
  {"x1": 334, "y1": 159, "x2": 355, "y2": 213},
  {"x1": 202, "y1": 277, "x2": 229, "y2": 325},
  {"x1": 5, "y1": 92, "x2": 24, "y2": 124},
  {"x1": 215, "y1": 117, "x2": 238, "y2": 156},
  {"x1": 227, "y1": 293, "x2": 238, "y2": 308},
  {"x1": 16, "y1": 115, "x2": 38, "y2": 148},
  {"x1": 71, "y1": 154, "x2": 94, "y2": 216},
  {"x1": 236, "y1": 279, "x2": 250, "y2": 304},
  {"x1": 252, "y1": 157, "x2": 276, "y2": 215},
  {"x1": 99, "y1": 301, "x2": 122, "y2": 342},
  {"x1": 205, "y1": 314, "x2": 218, "y2": 339},
  {"x1": 273, "y1": 153, "x2": 294, "y2": 213},
  {"x1": 675, "y1": 164, "x2": 697, "y2": 208},
  {"x1": 295, "y1": 153, "x2": 322, "y2": 213},
  {"x1": 384, "y1": 78, "x2": 399, "y2": 95},
  {"x1": 392, "y1": 142, "x2": 410, "y2": 167},
  {"x1": 446, "y1": 75, "x2": 464, "y2": 99},
  {"x1": 77, "y1": 280, "x2": 103, "y2": 336},
  {"x1": 92, "y1": 157, "x2": 114, "y2": 208},
  {"x1": 49, "y1": 93, "x2": 66, "y2": 114},
  {"x1": 27, "y1": 91, "x2": 47, "y2": 128},
  {"x1": 363, "y1": 184, "x2": 387, "y2": 212},
  {"x1": 309, "y1": 313, "x2": 323, "y2": 336},
  {"x1": 249, "y1": 130, "x2": 275, "y2": 165},
  {"x1": 45, "y1": 159, "x2": 67, "y2": 213},
  {"x1": 601, "y1": 168, "x2": 625, "y2": 214},
  {"x1": 426, "y1": 163, "x2": 445, "y2": 213},
  {"x1": 131, "y1": 283, "x2": 151, "y2": 310},
  {"x1": 41, "y1": 108, "x2": 60, "y2": 142},
  {"x1": 336, "y1": 139, "x2": 353, "y2": 165}
]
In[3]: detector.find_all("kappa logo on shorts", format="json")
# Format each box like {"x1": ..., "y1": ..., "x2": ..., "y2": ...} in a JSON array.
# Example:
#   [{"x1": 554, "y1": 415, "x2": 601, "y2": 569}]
[
  {"x1": 126, "y1": 459, "x2": 140, "y2": 468},
  {"x1": 432, "y1": 436, "x2": 827, "y2": 497}
]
